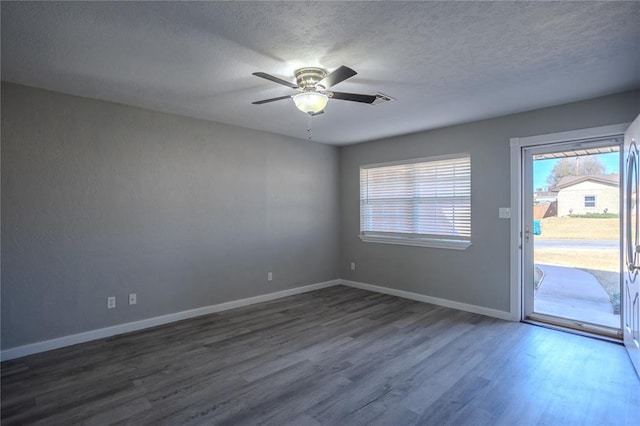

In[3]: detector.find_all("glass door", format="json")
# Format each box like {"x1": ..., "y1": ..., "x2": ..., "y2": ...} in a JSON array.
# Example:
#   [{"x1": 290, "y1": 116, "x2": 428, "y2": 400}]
[{"x1": 522, "y1": 138, "x2": 623, "y2": 337}]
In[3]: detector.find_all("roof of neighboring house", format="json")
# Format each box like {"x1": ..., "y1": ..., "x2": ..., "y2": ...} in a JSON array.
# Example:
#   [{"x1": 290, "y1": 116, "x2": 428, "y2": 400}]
[
  {"x1": 534, "y1": 191, "x2": 558, "y2": 198},
  {"x1": 553, "y1": 174, "x2": 619, "y2": 191}
]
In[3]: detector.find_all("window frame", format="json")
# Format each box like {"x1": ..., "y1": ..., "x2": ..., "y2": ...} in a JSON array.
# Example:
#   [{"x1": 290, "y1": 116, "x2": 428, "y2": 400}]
[
  {"x1": 584, "y1": 195, "x2": 596, "y2": 208},
  {"x1": 359, "y1": 153, "x2": 471, "y2": 250}
]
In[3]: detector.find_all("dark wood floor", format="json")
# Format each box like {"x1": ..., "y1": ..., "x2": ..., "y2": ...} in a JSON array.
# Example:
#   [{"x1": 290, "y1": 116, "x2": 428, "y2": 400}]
[{"x1": 2, "y1": 285, "x2": 638, "y2": 425}]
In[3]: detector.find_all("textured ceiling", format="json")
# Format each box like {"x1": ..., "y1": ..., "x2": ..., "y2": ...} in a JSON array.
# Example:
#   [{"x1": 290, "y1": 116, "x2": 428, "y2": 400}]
[{"x1": 2, "y1": 2, "x2": 639, "y2": 145}]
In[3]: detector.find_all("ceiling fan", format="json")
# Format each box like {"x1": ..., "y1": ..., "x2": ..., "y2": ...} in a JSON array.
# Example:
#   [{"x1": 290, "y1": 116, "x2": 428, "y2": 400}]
[{"x1": 252, "y1": 65, "x2": 377, "y2": 115}]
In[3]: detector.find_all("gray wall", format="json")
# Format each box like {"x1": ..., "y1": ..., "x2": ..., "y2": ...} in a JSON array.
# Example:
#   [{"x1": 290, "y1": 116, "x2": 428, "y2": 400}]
[
  {"x1": 3, "y1": 82, "x2": 639, "y2": 352},
  {"x1": 340, "y1": 90, "x2": 640, "y2": 313},
  {"x1": 1, "y1": 82, "x2": 340, "y2": 349}
]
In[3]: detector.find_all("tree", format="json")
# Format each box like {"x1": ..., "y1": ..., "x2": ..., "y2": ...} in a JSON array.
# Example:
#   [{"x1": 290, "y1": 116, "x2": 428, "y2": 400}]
[{"x1": 546, "y1": 156, "x2": 606, "y2": 189}]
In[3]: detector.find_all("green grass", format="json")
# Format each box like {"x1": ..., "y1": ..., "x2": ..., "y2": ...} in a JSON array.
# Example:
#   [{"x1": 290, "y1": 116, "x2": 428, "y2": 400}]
[{"x1": 568, "y1": 213, "x2": 619, "y2": 218}]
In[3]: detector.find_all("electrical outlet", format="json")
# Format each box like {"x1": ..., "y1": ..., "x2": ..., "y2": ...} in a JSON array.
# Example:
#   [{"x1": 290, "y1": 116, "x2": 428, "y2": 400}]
[
  {"x1": 267, "y1": 272, "x2": 273, "y2": 281},
  {"x1": 129, "y1": 293, "x2": 137, "y2": 305},
  {"x1": 350, "y1": 262, "x2": 356, "y2": 271},
  {"x1": 107, "y1": 296, "x2": 116, "y2": 309}
]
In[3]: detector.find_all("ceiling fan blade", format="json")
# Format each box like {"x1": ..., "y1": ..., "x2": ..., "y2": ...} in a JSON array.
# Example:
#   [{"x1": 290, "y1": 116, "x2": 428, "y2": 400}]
[
  {"x1": 252, "y1": 95, "x2": 293, "y2": 105},
  {"x1": 330, "y1": 91, "x2": 376, "y2": 104},
  {"x1": 252, "y1": 72, "x2": 298, "y2": 89},
  {"x1": 318, "y1": 66, "x2": 357, "y2": 88}
]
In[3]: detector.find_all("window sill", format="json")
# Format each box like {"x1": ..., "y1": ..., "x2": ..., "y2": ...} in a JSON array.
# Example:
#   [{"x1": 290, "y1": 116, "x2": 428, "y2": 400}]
[{"x1": 358, "y1": 235, "x2": 471, "y2": 250}]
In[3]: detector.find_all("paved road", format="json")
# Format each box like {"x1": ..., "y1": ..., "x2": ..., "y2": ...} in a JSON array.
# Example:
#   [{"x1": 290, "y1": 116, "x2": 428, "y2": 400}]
[{"x1": 534, "y1": 239, "x2": 619, "y2": 250}]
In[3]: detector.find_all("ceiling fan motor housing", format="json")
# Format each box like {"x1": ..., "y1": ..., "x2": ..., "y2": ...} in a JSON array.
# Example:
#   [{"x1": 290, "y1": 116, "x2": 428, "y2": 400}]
[
  {"x1": 252, "y1": 65, "x2": 376, "y2": 107},
  {"x1": 295, "y1": 67, "x2": 327, "y2": 91}
]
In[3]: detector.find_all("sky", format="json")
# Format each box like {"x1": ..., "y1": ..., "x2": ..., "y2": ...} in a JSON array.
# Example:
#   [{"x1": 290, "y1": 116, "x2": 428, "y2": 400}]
[{"x1": 533, "y1": 152, "x2": 620, "y2": 191}]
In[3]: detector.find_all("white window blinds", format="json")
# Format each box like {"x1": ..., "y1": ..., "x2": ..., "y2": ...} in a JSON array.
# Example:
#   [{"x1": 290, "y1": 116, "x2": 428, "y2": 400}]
[{"x1": 360, "y1": 153, "x2": 471, "y2": 248}]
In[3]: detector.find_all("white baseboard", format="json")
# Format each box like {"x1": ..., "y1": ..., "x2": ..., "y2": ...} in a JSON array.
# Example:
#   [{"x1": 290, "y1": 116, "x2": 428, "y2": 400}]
[
  {"x1": 0, "y1": 279, "x2": 340, "y2": 361},
  {"x1": 1, "y1": 278, "x2": 515, "y2": 361},
  {"x1": 339, "y1": 279, "x2": 514, "y2": 321}
]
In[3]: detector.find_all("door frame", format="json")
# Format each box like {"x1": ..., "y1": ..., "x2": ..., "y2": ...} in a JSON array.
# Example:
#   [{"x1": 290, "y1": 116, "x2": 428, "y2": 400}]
[{"x1": 509, "y1": 123, "x2": 630, "y2": 322}]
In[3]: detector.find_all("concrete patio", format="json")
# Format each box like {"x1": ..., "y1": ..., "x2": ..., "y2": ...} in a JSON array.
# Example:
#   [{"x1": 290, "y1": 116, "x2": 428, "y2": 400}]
[{"x1": 535, "y1": 263, "x2": 620, "y2": 329}]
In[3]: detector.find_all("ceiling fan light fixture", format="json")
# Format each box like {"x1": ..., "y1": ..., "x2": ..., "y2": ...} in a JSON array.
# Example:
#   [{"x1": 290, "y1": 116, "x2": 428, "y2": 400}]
[{"x1": 293, "y1": 92, "x2": 328, "y2": 114}]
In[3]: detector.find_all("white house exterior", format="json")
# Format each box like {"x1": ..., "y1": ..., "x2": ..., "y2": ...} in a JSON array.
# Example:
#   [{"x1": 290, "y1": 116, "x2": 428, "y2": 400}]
[{"x1": 554, "y1": 175, "x2": 619, "y2": 216}]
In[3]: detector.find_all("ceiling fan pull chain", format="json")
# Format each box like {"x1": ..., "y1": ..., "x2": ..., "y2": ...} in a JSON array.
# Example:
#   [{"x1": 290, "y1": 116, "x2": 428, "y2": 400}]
[{"x1": 307, "y1": 115, "x2": 313, "y2": 140}]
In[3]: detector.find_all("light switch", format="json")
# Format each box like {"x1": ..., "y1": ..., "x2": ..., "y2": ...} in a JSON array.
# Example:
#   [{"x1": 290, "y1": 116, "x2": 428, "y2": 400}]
[{"x1": 499, "y1": 207, "x2": 511, "y2": 219}]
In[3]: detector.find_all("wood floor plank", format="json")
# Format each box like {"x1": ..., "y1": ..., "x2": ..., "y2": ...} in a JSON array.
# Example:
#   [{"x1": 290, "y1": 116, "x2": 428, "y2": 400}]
[{"x1": 1, "y1": 285, "x2": 638, "y2": 425}]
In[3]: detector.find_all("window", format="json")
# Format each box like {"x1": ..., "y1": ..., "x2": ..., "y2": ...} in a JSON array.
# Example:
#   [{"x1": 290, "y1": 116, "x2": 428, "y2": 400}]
[
  {"x1": 584, "y1": 195, "x2": 596, "y2": 208},
  {"x1": 359, "y1": 153, "x2": 471, "y2": 250}
]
